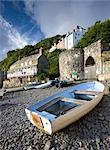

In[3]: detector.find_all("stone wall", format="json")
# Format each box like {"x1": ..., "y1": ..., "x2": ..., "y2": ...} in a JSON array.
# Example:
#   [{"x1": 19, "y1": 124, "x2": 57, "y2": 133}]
[
  {"x1": 84, "y1": 40, "x2": 110, "y2": 79},
  {"x1": 84, "y1": 40, "x2": 102, "y2": 79},
  {"x1": 3, "y1": 78, "x2": 21, "y2": 88},
  {"x1": 59, "y1": 48, "x2": 84, "y2": 80},
  {"x1": 59, "y1": 40, "x2": 110, "y2": 81},
  {"x1": 3, "y1": 76, "x2": 37, "y2": 88}
]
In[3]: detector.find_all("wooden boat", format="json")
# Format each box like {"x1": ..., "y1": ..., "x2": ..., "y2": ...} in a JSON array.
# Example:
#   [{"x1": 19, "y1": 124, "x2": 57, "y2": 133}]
[{"x1": 25, "y1": 81, "x2": 106, "y2": 135}]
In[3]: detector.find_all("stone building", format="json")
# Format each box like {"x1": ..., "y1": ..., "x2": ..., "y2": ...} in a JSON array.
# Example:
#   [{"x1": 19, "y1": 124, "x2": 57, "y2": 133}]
[
  {"x1": 59, "y1": 48, "x2": 84, "y2": 80},
  {"x1": 5, "y1": 48, "x2": 48, "y2": 87},
  {"x1": 64, "y1": 26, "x2": 86, "y2": 49},
  {"x1": 49, "y1": 26, "x2": 86, "y2": 53},
  {"x1": 49, "y1": 38, "x2": 65, "y2": 52},
  {"x1": 59, "y1": 40, "x2": 110, "y2": 81},
  {"x1": 84, "y1": 40, "x2": 110, "y2": 80}
]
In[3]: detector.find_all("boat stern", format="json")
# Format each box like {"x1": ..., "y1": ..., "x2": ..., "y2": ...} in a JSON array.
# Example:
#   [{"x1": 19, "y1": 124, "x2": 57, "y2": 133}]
[{"x1": 25, "y1": 108, "x2": 53, "y2": 135}]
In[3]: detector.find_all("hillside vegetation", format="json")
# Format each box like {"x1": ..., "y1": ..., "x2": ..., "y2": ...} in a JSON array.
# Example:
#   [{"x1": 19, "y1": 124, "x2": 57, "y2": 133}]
[
  {"x1": 76, "y1": 19, "x2": 110, "y2": 48},
  {"x1": 0, "y1": 19, "x2": 110, "y2": 78},
  {"x1": 0, "y1": 35, "x2": 65, "y2": 78}
]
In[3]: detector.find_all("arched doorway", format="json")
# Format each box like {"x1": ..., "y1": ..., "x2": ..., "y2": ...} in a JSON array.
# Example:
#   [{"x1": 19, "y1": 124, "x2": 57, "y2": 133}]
[{"x1": 85, "y1": 56, "x2": 96, "y2": 79}]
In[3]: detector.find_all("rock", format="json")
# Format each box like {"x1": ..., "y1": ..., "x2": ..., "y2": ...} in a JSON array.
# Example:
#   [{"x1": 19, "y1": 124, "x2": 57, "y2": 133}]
[
  {"x1": 99, "y1": 116, "x2": 105, "y2": 120},
  {"x1": 44, "y1": 140, "x2": 51, "y2": 150},
  {"x1": 78, "y1": 148, "x2": 85, "y2": 150},
  {"x1": 1, "y1": 87, "x2": 110, "y2": 150},
  {"x1": 51, "y1": 147, "x2": 55, "y2": 150},
  {"x1": 105, "y1": 116, "x2": 110, "y2": 122},
  {"x1": 60, "y1": 143, "x2": 68, "y2": 149},
  {"x1": 79, "y1": 141, "x2": 83, "y2": 147},
  {"x1": 27, "y1": 146, "x2": 32, "y2": 150}
]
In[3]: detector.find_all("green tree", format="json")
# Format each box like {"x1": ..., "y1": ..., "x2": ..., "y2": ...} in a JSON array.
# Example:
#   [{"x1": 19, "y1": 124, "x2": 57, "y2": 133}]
[{"x1": 76, "y1": 19, "x2": 110, "y2": 48}]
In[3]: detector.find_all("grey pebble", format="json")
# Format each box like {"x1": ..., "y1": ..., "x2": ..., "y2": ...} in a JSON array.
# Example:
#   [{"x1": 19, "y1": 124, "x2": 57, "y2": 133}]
[
  {"x1": 0, "y1": 87, "x2": 110, "y2": 150},
  {"x1": 60, "y1": 143, "x2": 68, "y2": 149},
  {"x1": 44, "y1": 140, "x2": 51, "y2": 150}
]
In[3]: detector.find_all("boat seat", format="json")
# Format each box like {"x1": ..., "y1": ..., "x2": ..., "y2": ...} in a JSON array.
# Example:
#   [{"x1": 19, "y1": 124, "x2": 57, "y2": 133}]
[
  {"x1": 37, "y1": 97, "x2": 88, "y2": 117},
  {"x1": 74, "y1": 90, "x2": 101, "y2": 95},
  {"x1": 54, "y1": 104, "x2": 77, "y2": 116}
]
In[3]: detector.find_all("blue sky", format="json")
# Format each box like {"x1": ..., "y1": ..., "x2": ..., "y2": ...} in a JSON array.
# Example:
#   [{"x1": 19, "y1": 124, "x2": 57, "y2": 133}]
[{"x1": 0, "y1": 0, "x2": 110, "y2": 61}]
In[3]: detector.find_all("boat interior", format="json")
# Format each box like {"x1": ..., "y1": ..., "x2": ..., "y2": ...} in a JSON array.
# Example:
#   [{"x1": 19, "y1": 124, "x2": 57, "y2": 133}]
[
  {"x1": 37, "y1": 96, "x2": 89, "y2": 117},
  {"x1": 73, "y1": 90, "x2": 101, "y2": 100},
  {"x1": 37, "y1": 89, "x2": 102, "y2": 117},
  {"x1": 73, "y1": 90, "x2": 101, "y2": 95}
]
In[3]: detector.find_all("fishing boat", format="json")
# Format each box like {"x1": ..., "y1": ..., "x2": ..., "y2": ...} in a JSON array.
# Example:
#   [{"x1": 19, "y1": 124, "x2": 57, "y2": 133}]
[
  {"x1": 24, "y1": 80, "x2": 57, "y2": 90},
  {"x1": 5, "y1": 87, "x2": 24, "y2": 93},
  {"x1": 24, "y1": 82, "x2": 40, "y2": 90},
  {"x1": 55, "y1": 80, "x2": 74, "y2": 88},
  {"x1": 25, "y1": 81, "x2": 107, "y2": 135},
  {"x1": 34, "y1": 80, "x2": 54, "y2": 89}
]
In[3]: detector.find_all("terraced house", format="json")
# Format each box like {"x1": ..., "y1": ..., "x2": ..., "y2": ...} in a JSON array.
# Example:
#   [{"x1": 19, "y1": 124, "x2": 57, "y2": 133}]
[{"x1": 6, "y1": 48, "x2": 48, "y2": 87}]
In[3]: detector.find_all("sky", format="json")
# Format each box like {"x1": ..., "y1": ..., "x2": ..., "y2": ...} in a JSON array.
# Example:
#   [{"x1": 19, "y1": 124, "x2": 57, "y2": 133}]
[{"x1": 0, "y1": 0, "x2": 110, "y2": 61}]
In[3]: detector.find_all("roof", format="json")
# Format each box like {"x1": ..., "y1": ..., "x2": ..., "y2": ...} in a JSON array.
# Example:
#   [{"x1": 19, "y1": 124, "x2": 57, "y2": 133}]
[
  {"x1": 9, "y1": 53, "x2": 41, "y2": 71},
  {"x1": 17, "y1": 53, "x2": 40, "y2": 63}
]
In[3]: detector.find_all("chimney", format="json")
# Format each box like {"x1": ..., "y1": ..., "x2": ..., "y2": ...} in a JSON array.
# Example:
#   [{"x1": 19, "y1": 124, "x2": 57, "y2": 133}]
[{"x1": 39, "y1": 47, "x2": 43, "y2": 55}]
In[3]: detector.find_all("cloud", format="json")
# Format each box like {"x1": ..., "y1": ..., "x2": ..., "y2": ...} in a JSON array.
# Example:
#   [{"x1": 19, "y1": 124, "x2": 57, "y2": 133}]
[
  {"x1": 0, "y1": 15, "x2": 29, "y2": 61},
  {"x1": 23, "y1": 0, "x2": 110, "y2": 37}
]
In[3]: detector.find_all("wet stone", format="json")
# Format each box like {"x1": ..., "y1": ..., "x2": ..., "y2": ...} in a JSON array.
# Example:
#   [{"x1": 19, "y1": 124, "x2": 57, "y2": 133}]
[
  {"x1": 79, "y1": 141, "x2": 83, "y2": 147},
  {"x1": 60, "y1": 143, "x2": 68, "y2": 149},
  {"x1": 27, "y1": 146, "x2": 32, "y2": 150},
  {"x1": 44, "y1": 140, "x2": 51, "y2": 150},
  {"x1": 0, "y1": 87, "x2": 110, "y2": 150},
  {"x1": 51, "y1": 147, "x2": 55, "y2": 150},
  {"x1": 105, "y1": 116, "x2": 110, "y2": 122},
  {"x1": 78, "y1": 148, "x2": 85, "y2": 150}
]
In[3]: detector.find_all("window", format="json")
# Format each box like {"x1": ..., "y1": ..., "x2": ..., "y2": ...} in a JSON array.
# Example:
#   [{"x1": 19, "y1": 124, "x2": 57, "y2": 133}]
[
  {"x1": 29, "y1": 61, "x2": 32, "y2": 65},
  {"x1": 25, "y1": 62, "x2": 27, "y2": 66},
  {"x1": 21, "y1": 63, "x2": 23, "y2": 67}
]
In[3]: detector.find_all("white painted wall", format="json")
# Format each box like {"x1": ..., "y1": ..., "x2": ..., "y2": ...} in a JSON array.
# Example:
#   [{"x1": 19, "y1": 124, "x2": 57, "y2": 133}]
[
  {"x1": 7, "y1": 66, "x2": 37, "y2": 78},
  {"x1": 65, "y1": 26, "x2": 86, "y2": 49}
]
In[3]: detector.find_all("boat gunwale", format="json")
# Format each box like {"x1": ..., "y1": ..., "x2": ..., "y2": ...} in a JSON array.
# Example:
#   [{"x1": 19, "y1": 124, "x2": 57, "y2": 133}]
[
  {"x1": 26, "y1": 81, "x2": 104, "y2": 112},
  {"x1": 25, "y1": 81, "x2": 105, "y2": 134}
]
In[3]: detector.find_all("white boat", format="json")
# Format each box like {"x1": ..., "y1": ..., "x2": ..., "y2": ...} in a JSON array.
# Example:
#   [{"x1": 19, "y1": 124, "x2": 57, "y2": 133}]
[
  {"x1": 5, "y1": 87, "x2": 24, "y2": 93},
  {"x1": 24, "y1": 80, "x2": 57, "y2": 90},
  {"x1": 23, "y1": 82, "x2": 40, "y2": 90},
  {"x1": 34, "y1": 81, "x2": 53, "y2": 89},
  {"x1": 25, "y1": 81, "x2": 107, "y2": 135},
  {"x1": 34, "y1": 80, "x2": 57, "y2": 89}
]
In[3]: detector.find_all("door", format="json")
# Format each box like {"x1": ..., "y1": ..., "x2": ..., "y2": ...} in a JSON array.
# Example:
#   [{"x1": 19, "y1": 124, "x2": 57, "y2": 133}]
[{"x1": 85, "y1": 56, "x2": 96, "y2": 79}]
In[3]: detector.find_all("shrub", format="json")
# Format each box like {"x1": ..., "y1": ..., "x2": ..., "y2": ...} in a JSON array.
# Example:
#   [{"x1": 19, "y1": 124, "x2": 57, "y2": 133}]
[{"x1": 37, "y1": 72, "x2": 48, "y2": 82}]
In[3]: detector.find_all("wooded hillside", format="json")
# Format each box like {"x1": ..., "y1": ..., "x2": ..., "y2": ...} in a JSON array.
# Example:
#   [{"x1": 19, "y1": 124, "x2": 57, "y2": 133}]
[{"x1": 76, "y1": 19, "x2": 110, "y2": 48}]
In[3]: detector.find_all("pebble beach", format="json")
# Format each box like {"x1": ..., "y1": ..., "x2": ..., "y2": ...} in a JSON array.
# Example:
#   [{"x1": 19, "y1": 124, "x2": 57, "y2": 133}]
[{"x1": 0, "y1": 86, "x2": 110, "y2": 150}]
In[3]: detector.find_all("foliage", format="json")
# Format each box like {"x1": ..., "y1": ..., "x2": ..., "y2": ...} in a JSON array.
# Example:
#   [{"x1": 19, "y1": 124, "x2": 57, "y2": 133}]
[
  {"x1": 76, "y1": 19, "x2": 110, "y2": 48},
  {"x1": 0, "y1": 45, "x2": 35, "y2": 71},
  {"x1": 0, "y1": 35, "x2": 63, "y2": 71},
  {"x1": 37, "y1": 72, "x2": 48, "y2": 82},
  {"x1": 101, "y1": 51, "x2": 110, "y2": 61},
  {"x1": 47, "y1": 49, "x2": 66, "y2": 79}
]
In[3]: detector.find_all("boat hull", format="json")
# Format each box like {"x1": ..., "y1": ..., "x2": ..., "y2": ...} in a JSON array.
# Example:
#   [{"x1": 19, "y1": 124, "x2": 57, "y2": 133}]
[
  {"x1": 25, "y1": 81, "x2": 105, "y2": 134},
  {"x1": 51, "y1": 93, "x2": 103, "y2": 133}
]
